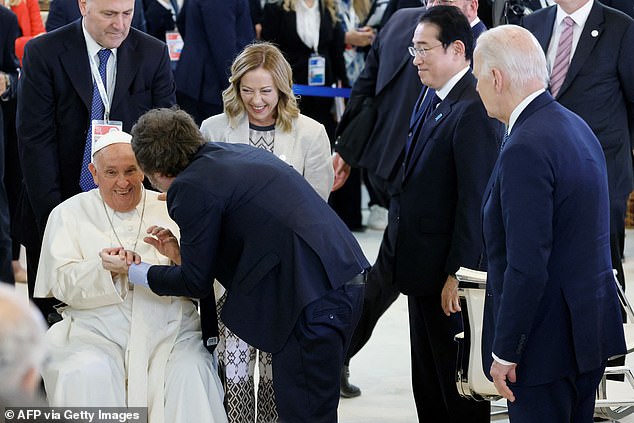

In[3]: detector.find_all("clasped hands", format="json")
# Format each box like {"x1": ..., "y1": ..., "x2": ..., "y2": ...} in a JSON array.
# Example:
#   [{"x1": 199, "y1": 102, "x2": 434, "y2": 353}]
[{"x1": 99, "y1": 225, "x2": 182, "y2": 274}]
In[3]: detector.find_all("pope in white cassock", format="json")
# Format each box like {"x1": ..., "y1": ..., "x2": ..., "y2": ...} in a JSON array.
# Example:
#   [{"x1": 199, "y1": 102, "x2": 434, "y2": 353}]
[{"x1": 34, "y1": 131, "x2": 227, "y2": 423}]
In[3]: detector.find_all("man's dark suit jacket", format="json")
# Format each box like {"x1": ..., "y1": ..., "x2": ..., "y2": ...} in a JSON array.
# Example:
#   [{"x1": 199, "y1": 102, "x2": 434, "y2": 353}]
[
  {"x1": 482, "y1": 92, "x2": 626, "y2": 386},
  {"x1": 0, "y1": 6, "x2": 20, "y2": 283},
  {"x1": 147, "y1": 143, "x2": 370, "y2": 353},
  {"x1": 143, "y1": 0, "x2": 177, "y2": 41},
  {"x1": 45, "y1": 0, "x2": 147, "y2": 32},
  {"x1": 351, "y1": 7, "x2": 424, "y2": 188},
  {"x1": 174, "y1": 0, "x2": 253, "y2": 108},
  {"x1": 522, "y1": 2, "x2": 634, "y2": 203},
  {"x1": 390, "y1": 72, "x2": 501, "y2": 296},
  {"x1": 16, "y1": 20, "x2": 176, "y2": 246}
]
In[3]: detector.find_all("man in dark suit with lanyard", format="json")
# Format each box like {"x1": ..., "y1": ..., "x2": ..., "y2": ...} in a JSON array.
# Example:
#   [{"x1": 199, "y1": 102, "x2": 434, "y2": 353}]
[
  {"x1": 17, "y1": 0, "x2": 176, "y2": 322},
  {"x1": 522, "y1": 0, "x2": 634, "y2": 326}
]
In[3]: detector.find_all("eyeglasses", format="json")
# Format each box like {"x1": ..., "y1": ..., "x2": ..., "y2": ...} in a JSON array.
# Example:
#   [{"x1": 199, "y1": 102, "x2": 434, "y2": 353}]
[{"x1": 408, "y1": 44, "x2": 443, "y2": 58}]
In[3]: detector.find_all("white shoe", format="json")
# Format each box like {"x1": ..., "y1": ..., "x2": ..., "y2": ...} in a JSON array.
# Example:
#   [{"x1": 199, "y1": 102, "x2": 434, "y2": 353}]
[{"x1": 367, "y1": 205, "x2": 388, "y2": 230}]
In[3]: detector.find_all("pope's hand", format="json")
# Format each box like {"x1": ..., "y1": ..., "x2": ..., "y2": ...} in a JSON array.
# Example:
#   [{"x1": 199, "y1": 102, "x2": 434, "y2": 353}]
[
  {"x1": 144, "y1": 225, "x2": 181, "y2": 265},
  {"x1": 99, "y1": 247, "x2": 141, "y2": 274}
]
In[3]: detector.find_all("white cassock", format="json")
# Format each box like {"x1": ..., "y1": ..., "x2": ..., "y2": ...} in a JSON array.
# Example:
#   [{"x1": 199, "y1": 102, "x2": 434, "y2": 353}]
[{"x1": 34, "y1": 189, "x2": 227, "y2": 423}]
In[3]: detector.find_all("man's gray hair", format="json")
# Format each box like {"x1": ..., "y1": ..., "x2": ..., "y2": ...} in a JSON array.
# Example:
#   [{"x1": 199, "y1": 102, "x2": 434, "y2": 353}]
[
  {"x1": 0, "y1": 284, "x2": 48, "y2": 395},
  {"x1": 474, "y1": 25, "x2": 549, "y2": 90}
]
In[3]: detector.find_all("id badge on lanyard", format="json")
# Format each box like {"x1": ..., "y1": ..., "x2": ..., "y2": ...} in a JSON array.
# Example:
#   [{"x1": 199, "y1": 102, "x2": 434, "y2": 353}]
[
  {"x1": 166, "y1": 30, "x2": 184, "y2": 62},
  {"x1": 308, "y1": 53, "x2": 326, "y2": 86},
  {"x1": 89, "y1": 54, "x2": 123, "y2": 142}
]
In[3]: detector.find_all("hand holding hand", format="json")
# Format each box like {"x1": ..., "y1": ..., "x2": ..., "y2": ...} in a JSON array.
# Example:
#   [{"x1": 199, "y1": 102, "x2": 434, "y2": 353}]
[
  {"x1": 99, "y1": 247, "x2": 141, "y2": 274},
  {"x1": 441, "y1": 275, "x2": 461, "y2": 316},
  {"x1": 144, "y1": 225, "x2": 181, "y2": 264},
  {"x1": 490, "y1": 360, "x2": 517, "y2": 402}
]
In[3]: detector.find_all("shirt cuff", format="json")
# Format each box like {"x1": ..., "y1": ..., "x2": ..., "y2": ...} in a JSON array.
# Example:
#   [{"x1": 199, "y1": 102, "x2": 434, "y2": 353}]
[
  {"x1": 129, "y1": 262, "x2": 152, "y2": 288},
  {"x1": 492, "y1": 353, "x2": 516, "y2": 366}
]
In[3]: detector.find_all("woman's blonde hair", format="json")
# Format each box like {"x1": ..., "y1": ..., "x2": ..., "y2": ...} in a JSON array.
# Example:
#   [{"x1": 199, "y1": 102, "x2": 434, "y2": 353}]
[
  {"x1": 352, "y1": 0, "x2": 371, "y2": 23},
  {"x1": 282, "y1": 0, "x2": 339, "y2": 23},
  {"x1": 222, "y1": 42, "x2": 300, "y2": 132},
  {"x1": 7, "y1": 0, "x2": 23, "y2": 7}
]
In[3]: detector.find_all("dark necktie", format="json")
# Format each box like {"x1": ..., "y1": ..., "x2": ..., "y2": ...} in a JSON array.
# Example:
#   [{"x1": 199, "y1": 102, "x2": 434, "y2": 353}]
[
  {"x1": 500, "y1": 131, "x2": 510, "y2": 151},
  {"x1": 79, "y1": 48, "x2": 111, "y2": 191},
  {"x1": 169, "y1": 0, "x2": 180, "y2": 15},
  {"x1": 405, "y1": 89, "x2": 441, "y2": 158}
]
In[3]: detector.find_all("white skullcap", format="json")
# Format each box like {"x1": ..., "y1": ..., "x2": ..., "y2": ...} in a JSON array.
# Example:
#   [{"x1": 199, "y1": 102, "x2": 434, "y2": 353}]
[{"x1": 91, "y1": 130, "x2": 132, "y2": 159}]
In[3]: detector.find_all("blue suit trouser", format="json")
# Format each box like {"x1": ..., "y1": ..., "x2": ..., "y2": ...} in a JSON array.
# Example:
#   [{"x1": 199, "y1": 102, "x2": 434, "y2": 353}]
[
  {"x1": 272, "y1": 282, "x2": 364, "y2": 423},
  {"x1": 507, "y1": 364, "x2": 605, "y2": 423}
]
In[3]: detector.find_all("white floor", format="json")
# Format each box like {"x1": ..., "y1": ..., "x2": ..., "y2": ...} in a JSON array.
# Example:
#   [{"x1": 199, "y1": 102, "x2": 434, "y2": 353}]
[{"x1": 338, "y1": 218, "x2": 634, "y2": 422}]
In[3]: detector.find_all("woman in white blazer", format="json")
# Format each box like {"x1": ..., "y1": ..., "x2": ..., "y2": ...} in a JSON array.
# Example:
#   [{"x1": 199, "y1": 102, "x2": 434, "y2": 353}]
[
  {"x1": 199, "y1": 42, "x2": 334, "y2": 422},
  {"x1": 200, "y1": 43, "x2": 334, "y2": 200}
]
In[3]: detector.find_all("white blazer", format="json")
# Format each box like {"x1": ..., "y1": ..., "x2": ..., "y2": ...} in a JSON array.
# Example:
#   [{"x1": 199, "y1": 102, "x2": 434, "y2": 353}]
[{"x1": 200, "y1": 112, "x2": 334, "y2": 200}]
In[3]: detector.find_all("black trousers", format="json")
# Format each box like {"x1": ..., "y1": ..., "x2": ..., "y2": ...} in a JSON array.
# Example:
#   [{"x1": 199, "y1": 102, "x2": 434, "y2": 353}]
[
  {"x1": 273, "y1": 282, "x2": 364, "y2": 423},
  {"x1": 408, "y1": 295, "x2": 490, "y2": 422},
  {"x1": 345, "y1": 224, "x2": 399, "y2": 365}
]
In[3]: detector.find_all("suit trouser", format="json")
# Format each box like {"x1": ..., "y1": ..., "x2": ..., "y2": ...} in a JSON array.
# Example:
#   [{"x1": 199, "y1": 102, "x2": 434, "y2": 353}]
[
  {"x1": 608, "y1": 195, "x2": 627, "y2": 375},
  {"x1": 345, "y1": 224, "x2": 399, "y2": 365},
  {"x1": 272, "y1": 281, "x2": 364, "y2": 423},
  {"x1": 507, "y1": 364, "x2": 605, "y2": 423},
  {"x1": 408, "y1": 295, "x2": 490, "y2": 423}
]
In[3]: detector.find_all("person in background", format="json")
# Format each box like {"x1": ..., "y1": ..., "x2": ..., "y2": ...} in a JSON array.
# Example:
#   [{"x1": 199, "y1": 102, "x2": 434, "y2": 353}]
[
  {"x1": 35, "y1": 131, "x2": 227, "y2": 423},
  {"x1": 261, "y1": 0, "x2": 347, "y2": 140},
  {"x1": 143, "y1": 0, "x2": 182, "y2": 41},
  {"x1": 174, "y1": 0, "x2": 254, "y2": 125},
  {"x1": 0, "y1": 4, "x2": 18, "y2": 285},
  {"x1": 4, "y1": 0, "x2": 44, "y2": 64},
  {"x1": 0, "y1": 283, "x2": 48, "y2": 399},
  {"x1": 16, "y1": 0, "x2": 175, "y2": 323},
  {"x1": 2, "y1": 0, "x2": 44, "y2": 284},
  {"x1": 475, "y1": 24, "x2": 626, "y2": 421},
  {"x1": 45, "y1": 0, "x2": 147, "y2": 32},
  {"x1": 200, "y1": 42, "x2": 333, "y2": 422}
]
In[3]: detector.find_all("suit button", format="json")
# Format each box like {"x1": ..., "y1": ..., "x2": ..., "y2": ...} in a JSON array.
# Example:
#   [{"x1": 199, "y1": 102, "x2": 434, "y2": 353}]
[
  {"x1": 329, "y1": 314, "x2": 334, "y2": 320},
  {"x1": 408, "y1": 132, "x2": 412, "y2": 137},
  {"x1": 396, "y1": 216, "x2": 400, "y2": 222}
]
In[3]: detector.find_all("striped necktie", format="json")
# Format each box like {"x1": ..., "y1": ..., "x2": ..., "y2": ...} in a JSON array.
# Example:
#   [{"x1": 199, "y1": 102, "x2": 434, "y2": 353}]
[{"x1": 550, "y1": 16, "x2": 574, "y2": 98}]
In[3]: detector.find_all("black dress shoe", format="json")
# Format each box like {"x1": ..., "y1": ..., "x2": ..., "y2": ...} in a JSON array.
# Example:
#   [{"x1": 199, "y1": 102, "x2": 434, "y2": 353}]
[{"x1": 340, "y1": 365, "x2": 361, "y2": 398}]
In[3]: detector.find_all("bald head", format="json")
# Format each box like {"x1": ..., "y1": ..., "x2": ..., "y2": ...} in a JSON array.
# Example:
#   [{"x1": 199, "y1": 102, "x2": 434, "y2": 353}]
[
  {"x1": 0, "y1": 284, "x2": 48, "y2": 396},
  {"x1": 472, "y1": 25, "x2": 549, "y2": 123}
]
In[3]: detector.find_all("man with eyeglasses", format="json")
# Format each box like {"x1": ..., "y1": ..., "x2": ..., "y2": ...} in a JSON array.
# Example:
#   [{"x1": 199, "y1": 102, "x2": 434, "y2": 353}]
[
  {"x1": 336, "y1": 0, "x2": 493, "y2": 400},
  {"x1": 396, "y1": 6, "x2": 501, "y2": 421}
]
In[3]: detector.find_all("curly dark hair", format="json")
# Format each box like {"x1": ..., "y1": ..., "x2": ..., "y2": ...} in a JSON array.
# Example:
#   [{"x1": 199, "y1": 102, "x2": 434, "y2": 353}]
[{"x1": 131, "y1": 108, "x2": 204, "y2": 177}]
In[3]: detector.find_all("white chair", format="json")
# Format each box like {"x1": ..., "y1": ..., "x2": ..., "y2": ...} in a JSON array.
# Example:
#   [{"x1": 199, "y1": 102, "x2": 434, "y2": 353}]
[{"x1": 454, "y1": 267, "x2": 634, "y2": 421}]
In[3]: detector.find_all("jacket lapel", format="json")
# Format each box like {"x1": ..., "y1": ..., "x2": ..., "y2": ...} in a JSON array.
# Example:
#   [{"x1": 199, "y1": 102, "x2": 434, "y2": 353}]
[
  {"x1": 111, "y1": 32, "x2": 141, "y2": 111},
  {"x1": 402, "y1": 73, "x2": 476, "y2": 182},
  {"x1": 59, "y1": 21, "x2": 92, "y2": 110},
  {"x1": 556, "y1": 1, "x2": 604, "y2": 98}
]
